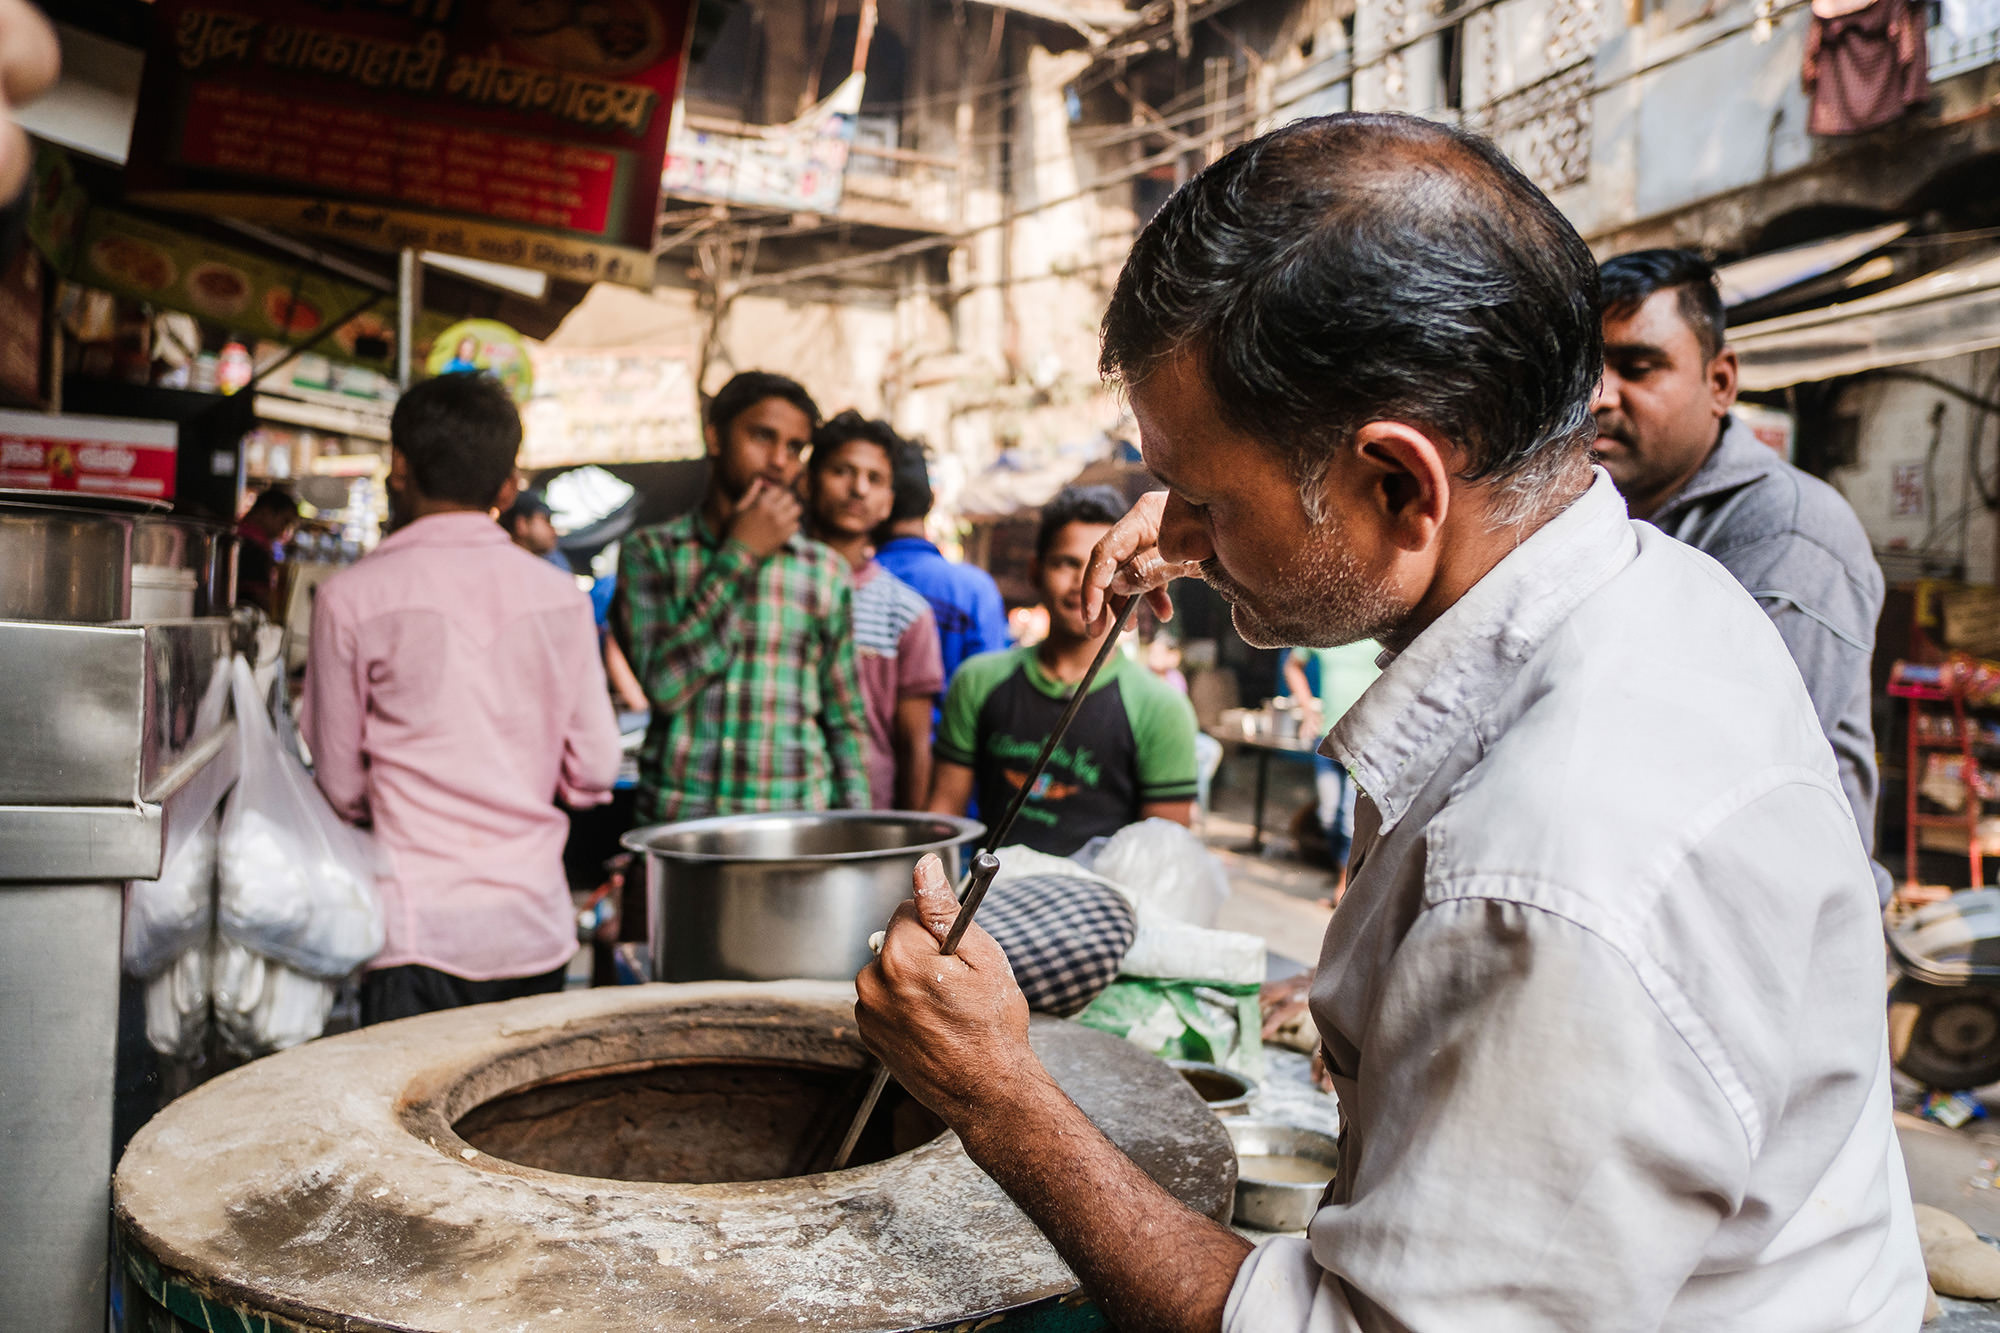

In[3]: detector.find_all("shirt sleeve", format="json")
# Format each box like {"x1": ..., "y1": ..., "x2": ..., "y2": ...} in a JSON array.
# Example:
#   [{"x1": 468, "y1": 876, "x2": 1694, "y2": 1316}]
[
  {"x1": 299, "y1": 580, "x2": 370, "y2": 824},
  {"x1": 557, "y1": 596, "x2": 624, "y2": 809},
  {"x1": 612, "y1": 527, "x2": 757, "y2": 715},
  {"x1": 1704, "y1": 527, "x2": 1885, "y2": 886},
  {"x1": 1130, "y1": 675, "x2": 1200, "y2": 803},
  {"x1": 1225, "y1": 895, "x2": 1746, "y2": 1333},
  {"x1": 817, "y1": 570, "x2": 873, "y2": 811},
  {"x1": 897, "y1": 608, "x2": 945, "y2": 700}
]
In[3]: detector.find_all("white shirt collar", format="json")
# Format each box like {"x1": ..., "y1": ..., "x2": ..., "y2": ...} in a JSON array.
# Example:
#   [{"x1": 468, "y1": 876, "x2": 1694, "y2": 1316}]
[{"x1": 1326, "y1": 468, "x2": 1637, "y2": 833}]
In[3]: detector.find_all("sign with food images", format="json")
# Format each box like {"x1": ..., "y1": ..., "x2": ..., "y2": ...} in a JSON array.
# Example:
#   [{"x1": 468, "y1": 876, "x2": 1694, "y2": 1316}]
[
  {"x1": 0, "y1": 409, "x2": 179, "y2": 501},
  {"x1": 74, "y1": 208, "x2": 450, "y2": 374},
  {"x1": 126, "y1": 0, "x2": 695, "y2": 288}
]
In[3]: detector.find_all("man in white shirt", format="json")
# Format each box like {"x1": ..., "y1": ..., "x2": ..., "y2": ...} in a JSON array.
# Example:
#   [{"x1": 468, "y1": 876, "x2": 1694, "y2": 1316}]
[{"x1": 853, "y1": 111, "x2": 1922, "y2": 1331}]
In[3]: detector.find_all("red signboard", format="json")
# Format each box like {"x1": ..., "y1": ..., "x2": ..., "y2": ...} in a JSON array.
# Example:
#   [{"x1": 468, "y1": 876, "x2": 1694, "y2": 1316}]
[
  {"x1": 0, "y1": 411, "x2": 179, "y2": 501},
  {"x1": 126, "y1": 1, "x2": 694, "y2": 287}
]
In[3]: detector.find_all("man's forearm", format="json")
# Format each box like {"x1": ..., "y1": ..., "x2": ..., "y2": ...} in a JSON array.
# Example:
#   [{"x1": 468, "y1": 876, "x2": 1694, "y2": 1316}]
[{"x1": 956, "y1": 1066, "x2": 1250, "y2": 1333}]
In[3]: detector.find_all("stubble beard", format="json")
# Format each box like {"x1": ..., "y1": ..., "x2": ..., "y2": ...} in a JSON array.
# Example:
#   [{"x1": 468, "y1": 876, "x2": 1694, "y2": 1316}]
[{"x1": 1200, "y1": 525, "x2": 1402, "y2": 651}]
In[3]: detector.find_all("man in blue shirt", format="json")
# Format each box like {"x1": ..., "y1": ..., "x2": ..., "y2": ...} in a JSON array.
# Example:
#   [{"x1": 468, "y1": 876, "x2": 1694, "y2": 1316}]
[{"x1": 874, "y1": 448, "x2": 1011, "y2": 688}]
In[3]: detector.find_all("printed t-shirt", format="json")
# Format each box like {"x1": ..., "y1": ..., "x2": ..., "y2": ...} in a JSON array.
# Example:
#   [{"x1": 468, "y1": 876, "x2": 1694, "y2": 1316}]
[
  {"x1": 937, "y1": 644, "x2": 1198, "y2": 856},
  {"x1": 852, "y1": 561, "x2": 945, "y2": 807}
]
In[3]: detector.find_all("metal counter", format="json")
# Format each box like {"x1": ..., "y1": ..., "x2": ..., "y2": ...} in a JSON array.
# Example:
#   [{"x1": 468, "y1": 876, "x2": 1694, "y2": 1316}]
[{"x1": 0, "y1": 616, "x2": 238, "y2": 1333}]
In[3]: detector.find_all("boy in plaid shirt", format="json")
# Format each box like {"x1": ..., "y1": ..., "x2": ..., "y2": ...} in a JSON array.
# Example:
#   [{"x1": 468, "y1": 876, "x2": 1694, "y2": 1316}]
[{"x1": 613, "y1": 372, "x2": 870, "y2": 822}]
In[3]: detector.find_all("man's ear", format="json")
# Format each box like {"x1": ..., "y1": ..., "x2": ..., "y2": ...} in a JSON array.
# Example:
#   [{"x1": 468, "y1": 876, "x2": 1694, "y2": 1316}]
[
  {"x1": 1710, "y1": 346, "x2": 1740, "y2": 415},
  {"x1": 1349, "y1": 421, "x2": 1453, "y2": 554},
  {"x1": 492, "y1": 474, "x2": 520, "y2": 516},
  {"x1": 704, "y1": 421, "x2": 722, "y2": 458}
]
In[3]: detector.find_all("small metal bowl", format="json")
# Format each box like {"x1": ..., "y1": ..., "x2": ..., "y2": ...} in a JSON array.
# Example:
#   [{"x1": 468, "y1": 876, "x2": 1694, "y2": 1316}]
[
  {"x1": 1168, "y1": 1060, "x2": 1255, "y2": 1116},
  {"x1": 1224, "y1": 1119, "x2": 1339, "y2": 1232}
]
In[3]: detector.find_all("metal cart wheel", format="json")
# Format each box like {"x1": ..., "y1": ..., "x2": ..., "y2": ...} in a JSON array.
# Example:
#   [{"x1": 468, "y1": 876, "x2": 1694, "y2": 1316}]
[{"x1": 1892, "y1": 979, "x2": 2000, "y2": 1091}]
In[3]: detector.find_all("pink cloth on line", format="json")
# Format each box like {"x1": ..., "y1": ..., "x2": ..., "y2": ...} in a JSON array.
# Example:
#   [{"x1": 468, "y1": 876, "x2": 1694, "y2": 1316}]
[
  {"x1": 852, "y1": 560, "x2": 944, "y2": 808},
  {"x1": 299, "y1": 511, "x2": 622, "y2": 982}
]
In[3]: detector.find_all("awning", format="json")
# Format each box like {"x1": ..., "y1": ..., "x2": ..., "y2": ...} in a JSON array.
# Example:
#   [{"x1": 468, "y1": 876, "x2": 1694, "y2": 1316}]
[
  {"x1": 1714, "y1": 221, "x2": 1911, "y2": 308},
  {"x1": 1733, "y1": 250, "x2": 2000, "y2": 391},
  {"x1": 966, "y1": 0, "x2": 1145, "y2": 40}
]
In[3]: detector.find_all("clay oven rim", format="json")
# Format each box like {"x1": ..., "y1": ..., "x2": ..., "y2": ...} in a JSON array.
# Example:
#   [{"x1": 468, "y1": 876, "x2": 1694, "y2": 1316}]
[
  {"x1": 397, "y1": 993, "x2": 948, "y2": 1191},
  {"x1": 113, "y1": 982, "x2": 1236, "y2": 1333}
]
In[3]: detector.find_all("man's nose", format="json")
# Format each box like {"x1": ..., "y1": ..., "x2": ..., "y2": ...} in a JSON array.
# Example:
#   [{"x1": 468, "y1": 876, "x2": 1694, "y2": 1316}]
[
  {"x1": 1157, "y1": 493, "x2": 1212, "y2": 566},
  {"x1": 1590, "y1": 373, "x2": 1617, "y2": 415}
]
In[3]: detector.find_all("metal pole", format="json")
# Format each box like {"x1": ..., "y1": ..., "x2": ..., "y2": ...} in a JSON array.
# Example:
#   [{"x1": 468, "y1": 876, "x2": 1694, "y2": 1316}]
[{"x1": 395, "y1": 247, "x2": 420, "y2": 390}]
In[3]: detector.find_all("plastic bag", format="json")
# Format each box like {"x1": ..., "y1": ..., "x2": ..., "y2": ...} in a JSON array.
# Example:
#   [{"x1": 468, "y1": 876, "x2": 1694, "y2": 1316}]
[
  {"x1": 1081, "y1": 818, "x2": 1231, "y2": 928},
  {"x1": 142, "y1": 940, "x2": 211, "y2": 1059},
  {"x1": 124, "y1": 804, "x2": 220, "y2": 979},
  {"x1": 217, "y1": 656, "x2": 384, "y2": 978},
  {"x1": 211, "y1": 937, "x2": 334, "y2": 1056},
  {"x1": 1075, "y1": 977, "x2": 1265, "y2": 1080}
]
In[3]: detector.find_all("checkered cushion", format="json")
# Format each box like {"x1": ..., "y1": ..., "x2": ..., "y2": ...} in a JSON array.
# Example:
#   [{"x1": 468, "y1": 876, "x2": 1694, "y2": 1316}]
[{"x1": 978, "y1": 874, "x2": 1136, "y2": 1017}]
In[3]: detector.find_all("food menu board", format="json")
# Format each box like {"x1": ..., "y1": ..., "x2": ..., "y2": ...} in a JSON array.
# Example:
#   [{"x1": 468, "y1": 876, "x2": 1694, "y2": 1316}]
[
  {"x1": 75, "y1": 208, "x2": 453, "y2": 374},
  {"x1": 126, "y1": 0, "x2": 694, "y2": 288},
  {"x1": 0, "y1": 410, "x2": 179, "y2": 501}
]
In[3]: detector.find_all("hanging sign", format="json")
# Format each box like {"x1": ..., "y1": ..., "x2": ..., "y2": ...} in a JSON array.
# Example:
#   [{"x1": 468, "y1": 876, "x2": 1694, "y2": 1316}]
[
  {"x1": 71, "y1": 206, "x2": 453, "y2": 374},
  {"x1": 125, "y1": 0, "x2": 695, "y2": 288},
  {"x1": 663, "y1": 74, "x2": 863, "y2": 215},
  {"x1": 0, "y1": 410, "x2": 180, "y2": 501},
  {"x1": 425, "y1": 318, "x2": 535, "y2": 402}
]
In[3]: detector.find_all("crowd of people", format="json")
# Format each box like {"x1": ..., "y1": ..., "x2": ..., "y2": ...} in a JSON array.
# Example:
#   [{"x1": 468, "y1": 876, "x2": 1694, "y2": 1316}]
[{"x1": 293, "y1": 362, "x2": 1211, "y2": 1025}]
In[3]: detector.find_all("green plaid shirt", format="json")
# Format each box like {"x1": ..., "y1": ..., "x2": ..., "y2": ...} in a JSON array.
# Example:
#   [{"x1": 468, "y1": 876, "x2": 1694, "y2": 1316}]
[{"x1": 614, "y1": 510, "x2": 870, "y2": 823}]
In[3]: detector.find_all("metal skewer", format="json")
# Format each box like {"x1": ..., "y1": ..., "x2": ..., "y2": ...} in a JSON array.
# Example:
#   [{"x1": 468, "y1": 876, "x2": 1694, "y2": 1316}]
[{"x1": 829, "y1": 596, "x2": 1141, "y2": 1171}]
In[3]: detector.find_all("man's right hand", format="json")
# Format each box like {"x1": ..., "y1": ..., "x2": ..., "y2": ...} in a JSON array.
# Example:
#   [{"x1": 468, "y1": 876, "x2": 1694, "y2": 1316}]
[
  {"x1": 726, "y1": 478, "x2": 801, "y2": 560},
  {"x1": 1080, "y1": 490, "x2": 1204, "y2": 636}
]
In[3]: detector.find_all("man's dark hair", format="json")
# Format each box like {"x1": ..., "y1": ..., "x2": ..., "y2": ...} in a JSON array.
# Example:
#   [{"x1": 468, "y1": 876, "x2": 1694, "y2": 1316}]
[
  {"x1": 390, "y1": 372, "x2": 521, "y2": 508},
  {"x1": 707, "y1": 370, "x2": 820, "y2": 440},
  {"x1": 1599, "y1": 249, "x2": 1728, "y2": 361},
  {"x1": 886, "y1": 440, "x2": 934, "y2": 522},
  {"x1": 809, "y1": 410, "x2": 920, "y2": 479},
  {"x1": 247, "y1": 487, "x2": 299, "y2": 521},
  {"x1": 1099, "y1": 113, "x2": 1601, "y2": 523},
  {"x1": 1036, "y1": 485, "x2": 1128, "y2": 560}
]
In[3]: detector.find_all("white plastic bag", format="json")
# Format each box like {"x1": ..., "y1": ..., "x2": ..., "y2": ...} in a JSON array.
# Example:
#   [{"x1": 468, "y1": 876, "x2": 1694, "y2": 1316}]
[
  {"x1": 217, "y1": 656, "x2": 384, "y2": 978},
  {"x1": 212, "y1": 937, "x2": 334, "y2": 1056},
  {"x1": 1085, "y1": 818, "x2": 1232, "y2": 928},
  {"x1": 124, "y1": 804, "x2": 220, "y2": 979},
  {"x1": 142, "y1": 941, "x2": 211, "y2": 1059}
]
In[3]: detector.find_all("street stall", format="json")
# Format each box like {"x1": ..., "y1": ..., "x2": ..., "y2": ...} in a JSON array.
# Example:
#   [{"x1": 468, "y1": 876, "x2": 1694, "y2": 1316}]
[{"x1": 0, "y1": 497, "x2": 243, "y2": 1333}]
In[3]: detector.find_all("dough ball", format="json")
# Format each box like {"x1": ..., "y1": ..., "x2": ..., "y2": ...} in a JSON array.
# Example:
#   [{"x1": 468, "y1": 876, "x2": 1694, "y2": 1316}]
[
  {"x1": 1925, "y1": 1237, "x2": 2000, "y2": 1300},
  {"x1": 1924, "y1": 1284, "x2": 1941, "y2": 1324},
  {"x1": 1915, "y1": 1203, "x2": 1978, "y2": 1249}
]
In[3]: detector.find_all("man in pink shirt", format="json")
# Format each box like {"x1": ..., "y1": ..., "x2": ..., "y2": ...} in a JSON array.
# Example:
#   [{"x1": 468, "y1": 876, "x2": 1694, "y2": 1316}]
[
  {"x1": 806, "y1": 412, "x2": 944, "y2": 808},
  {"x1": 302, "y1": 373, "x2": 622, "y2": 1025}
]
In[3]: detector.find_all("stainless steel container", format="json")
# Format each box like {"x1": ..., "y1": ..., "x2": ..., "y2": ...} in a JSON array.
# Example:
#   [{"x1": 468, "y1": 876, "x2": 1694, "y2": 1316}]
[
  {"x1": 0, "y1": 500, "x2": 237, "y2": 622},
  {"x1": 1224, "y1": 1119, "x2": 1340, "y2": 1232},
  {"x1": 623, "y1": 811, "x2": 984, "y2": 983}
]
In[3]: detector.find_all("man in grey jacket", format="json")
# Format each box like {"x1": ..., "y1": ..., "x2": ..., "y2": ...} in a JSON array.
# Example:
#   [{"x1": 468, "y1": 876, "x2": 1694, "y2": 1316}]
[{"x1": 1595, "y1": 250, "x2": 1890, "y2": 904}]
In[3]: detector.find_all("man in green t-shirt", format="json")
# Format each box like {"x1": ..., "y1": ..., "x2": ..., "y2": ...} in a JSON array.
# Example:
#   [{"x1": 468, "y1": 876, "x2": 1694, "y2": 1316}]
[
  {"x1": 929, "y1": 486, "x2": 1198, "y2": 856},
  {"x1": 1282, "y1": 639, "x2": 1381, "y2": 888}
]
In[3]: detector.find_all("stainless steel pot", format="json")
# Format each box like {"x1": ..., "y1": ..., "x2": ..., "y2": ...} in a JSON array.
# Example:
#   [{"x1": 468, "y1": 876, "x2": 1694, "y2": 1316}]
[{"x1": 622, "y1": 811, "x2": 985, "y2": 983}]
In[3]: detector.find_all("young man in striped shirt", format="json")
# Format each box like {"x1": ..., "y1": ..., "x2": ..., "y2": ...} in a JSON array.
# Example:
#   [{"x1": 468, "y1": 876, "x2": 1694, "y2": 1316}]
[
  {"x1": 806, "y1": 412, "x2": 945, "y2": 810},
  {"x1": 613, "y1": 372, "x2": 870, "y2": 822}
]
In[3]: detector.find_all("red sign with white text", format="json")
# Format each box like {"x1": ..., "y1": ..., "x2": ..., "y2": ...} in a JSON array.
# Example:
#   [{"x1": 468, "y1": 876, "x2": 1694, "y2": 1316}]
[
  {"x1": 125, "y1": 0, "x2": 693, "y2": 287},
  {"x1": 0, "y1": 411, "x2": 179, "y2": 500}
]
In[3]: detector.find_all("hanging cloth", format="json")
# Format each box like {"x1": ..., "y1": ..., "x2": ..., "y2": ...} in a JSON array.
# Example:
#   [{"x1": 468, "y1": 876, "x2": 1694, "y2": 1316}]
[{"x1": 1802, "y1": 0, "x2": 1929, "y2": 136}]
